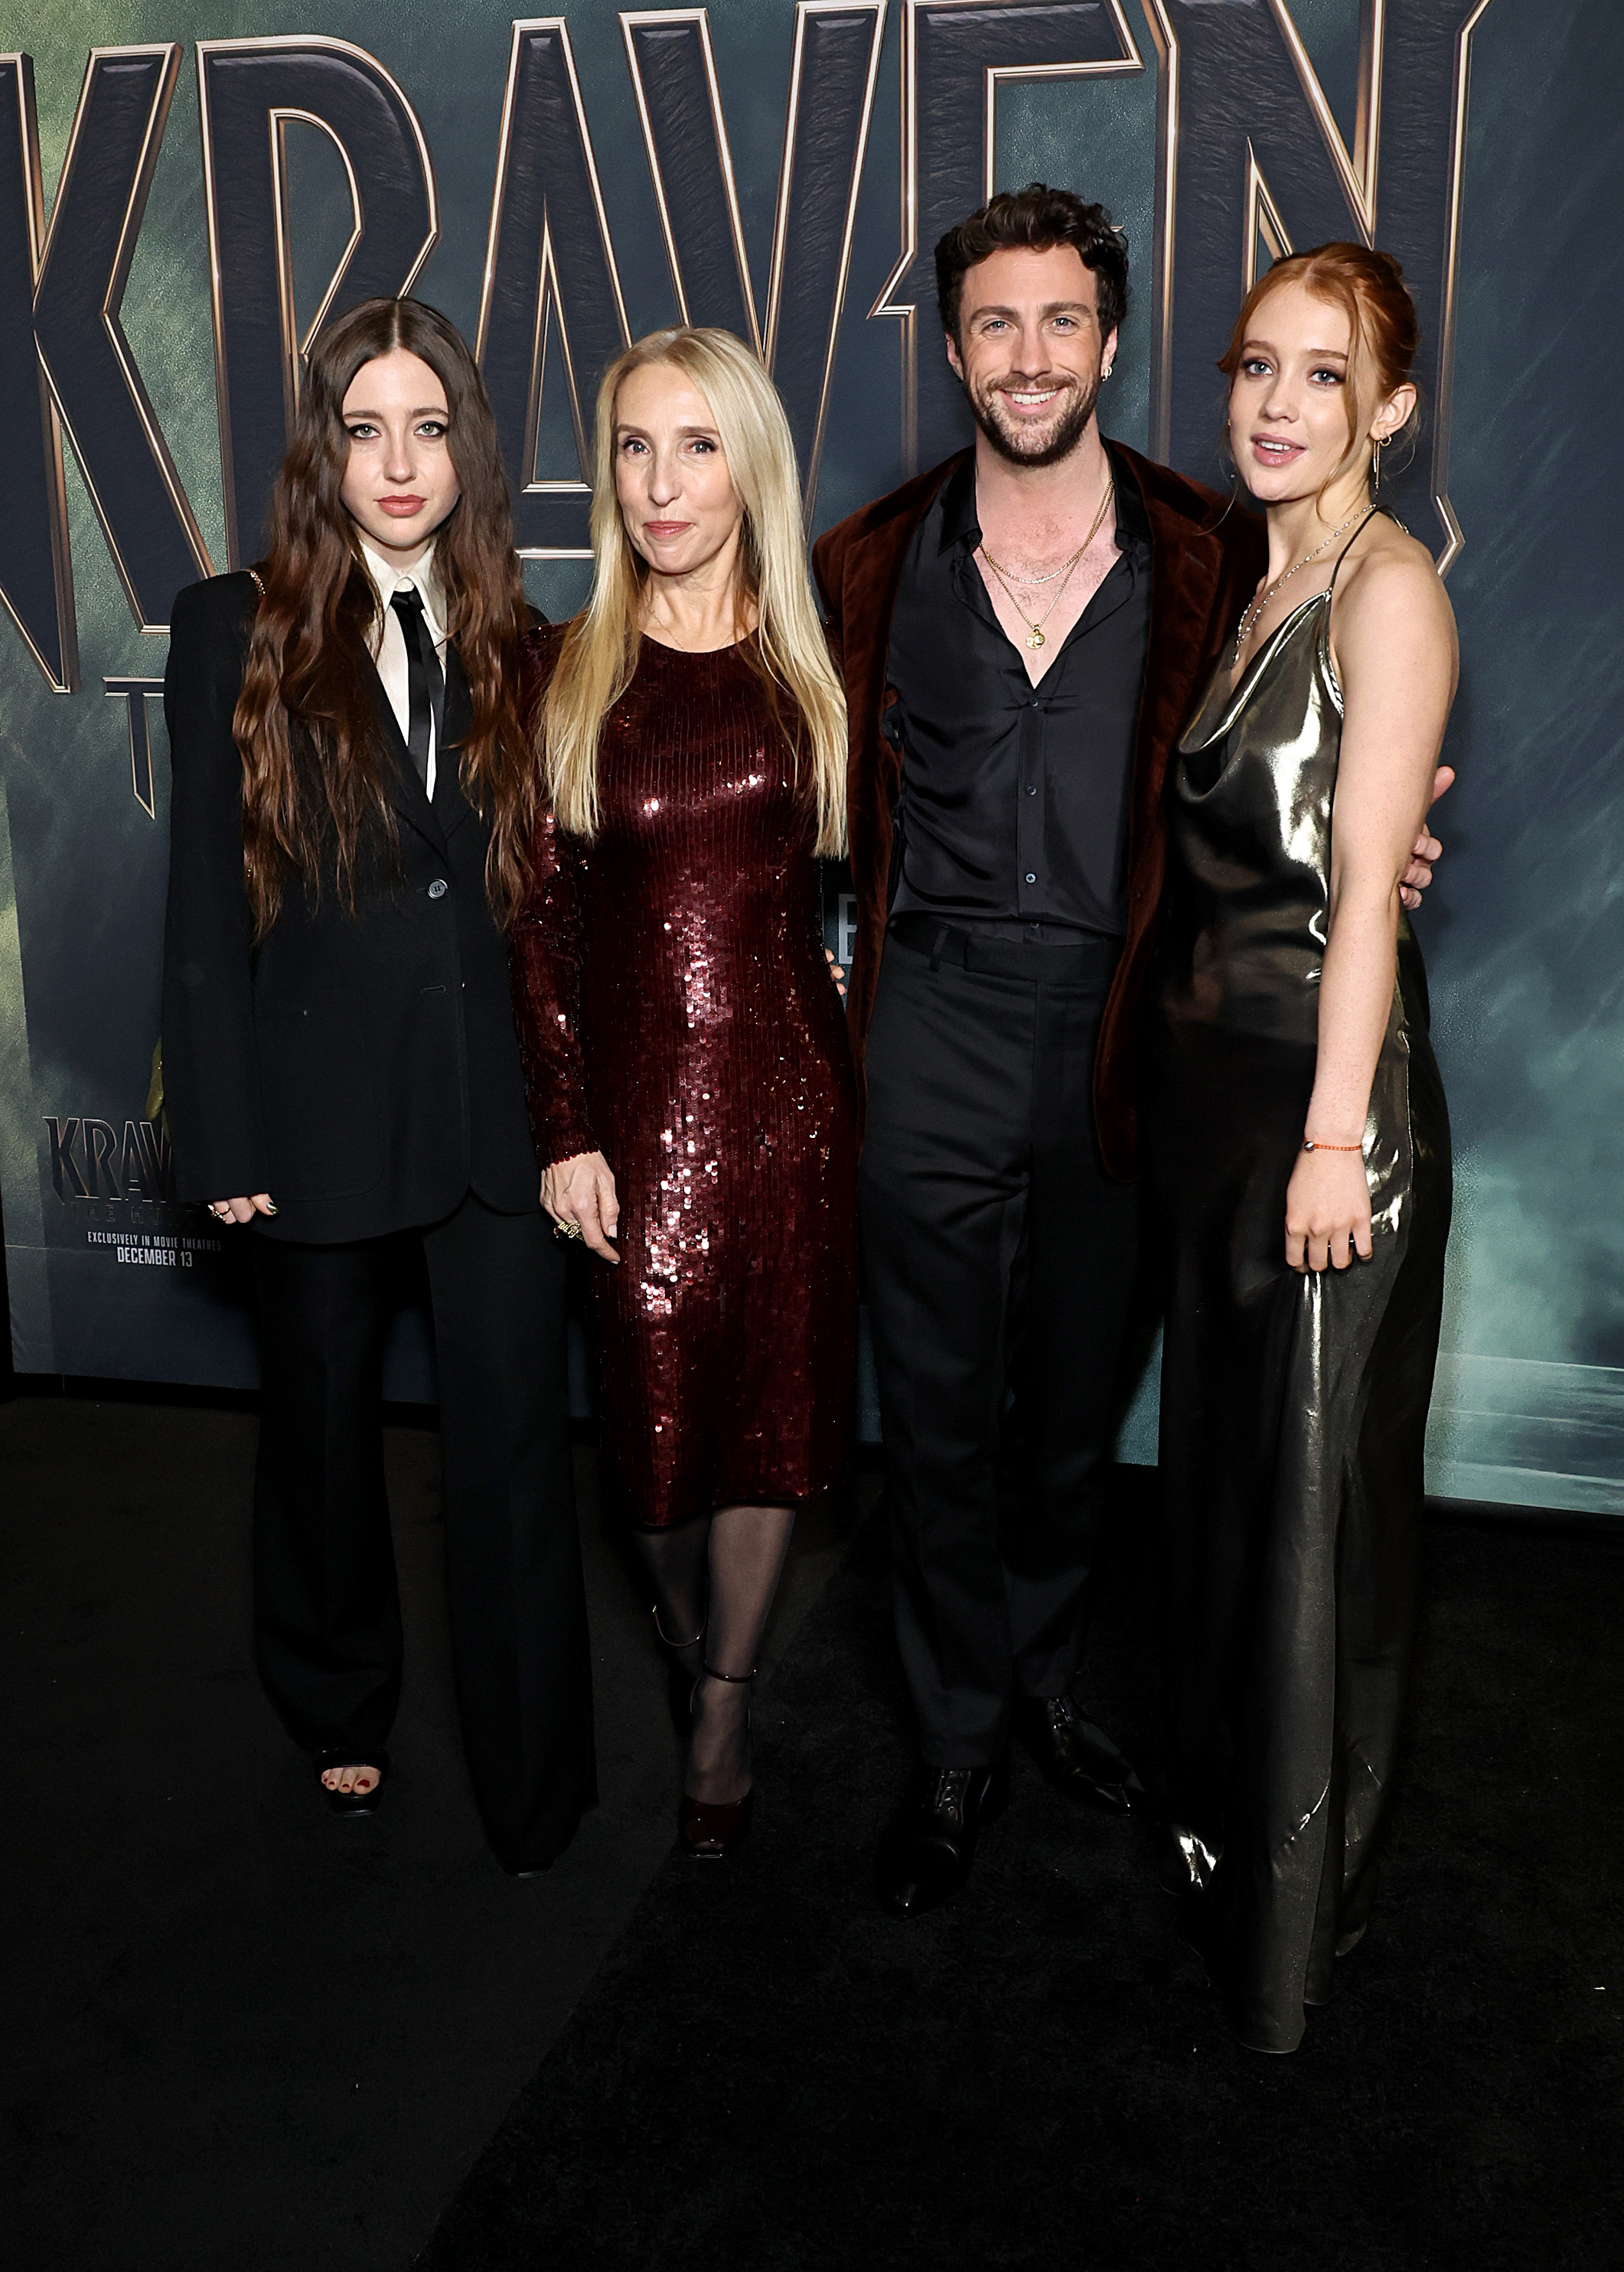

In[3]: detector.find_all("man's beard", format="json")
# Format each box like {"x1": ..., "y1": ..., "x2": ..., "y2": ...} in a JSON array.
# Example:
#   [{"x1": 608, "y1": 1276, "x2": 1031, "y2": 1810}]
[{"x1": 967, "y1": 367, "x2": 1101, "y2": 468}]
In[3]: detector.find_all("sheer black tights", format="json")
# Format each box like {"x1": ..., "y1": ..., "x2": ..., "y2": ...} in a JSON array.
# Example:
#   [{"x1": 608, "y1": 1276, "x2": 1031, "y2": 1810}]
[{"x1": 633, "y1": 1504, "x2": 795, "y2": 1805}]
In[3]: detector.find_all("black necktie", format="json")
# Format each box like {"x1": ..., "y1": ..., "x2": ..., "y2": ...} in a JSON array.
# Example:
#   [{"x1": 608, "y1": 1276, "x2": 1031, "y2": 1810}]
[{"x1": 390, "y1": 584, "x2": 445, "y2": 790}]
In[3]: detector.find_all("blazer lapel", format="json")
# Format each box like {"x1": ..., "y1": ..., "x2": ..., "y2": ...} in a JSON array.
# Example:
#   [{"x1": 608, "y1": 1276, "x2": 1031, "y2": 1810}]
[
  {"x1": 1129, "y1": 487, "x2": 1223, "y2": 859},
  {"x1": 826, "y1": 454, "x2": 964, "y2": 1082},
  {"x1": 431, "y1": 646, "x2": 478, "y2": 841},
  {"x1": 843, "y1": 456, "x2": 964, "y2": 724},
  {"x1": 1149, "y1": 509, "x2": 1222, "y2": 745},
  {"x1": 367, "y1": 652, "x2": 451, "y2": 858},
  {"x1": 1093, "y1": 450, "x2": 1266, "y2": 1181}
]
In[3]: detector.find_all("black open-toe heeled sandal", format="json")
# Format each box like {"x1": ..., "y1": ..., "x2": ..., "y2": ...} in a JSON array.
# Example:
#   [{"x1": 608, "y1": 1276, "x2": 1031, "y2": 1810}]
[
  {"x1": 313, "y1": 1749, "x2": 389, "y2": 1817},
  {"x1": 678, "y1": 1664, "x2": 755, "y2": 1859}
]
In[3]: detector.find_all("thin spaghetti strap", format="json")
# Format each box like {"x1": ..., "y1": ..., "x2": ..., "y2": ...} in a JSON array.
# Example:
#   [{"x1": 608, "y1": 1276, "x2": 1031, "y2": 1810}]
[
  {"x1": 1327, "y1": 506, "x2": 1381, "y2": 595},
  {"x1": 1319, "y1": 506, "x2": 1385, "y2": 706}
]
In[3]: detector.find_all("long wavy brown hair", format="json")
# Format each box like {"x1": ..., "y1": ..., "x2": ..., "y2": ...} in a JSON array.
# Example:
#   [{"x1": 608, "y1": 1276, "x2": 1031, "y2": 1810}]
[{"x1": 234, "y1": 298, "x2": 533, "y2": 937}]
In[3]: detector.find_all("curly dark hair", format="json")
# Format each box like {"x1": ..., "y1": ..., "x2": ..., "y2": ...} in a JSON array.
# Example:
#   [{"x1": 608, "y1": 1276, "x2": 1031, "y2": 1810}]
[{"x1": 935, "y1": 183, "x2": 1129, "y2": 345}]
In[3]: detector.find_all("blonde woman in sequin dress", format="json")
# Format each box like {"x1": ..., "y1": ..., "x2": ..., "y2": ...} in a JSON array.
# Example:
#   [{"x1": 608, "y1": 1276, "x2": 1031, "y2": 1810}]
[{"x1": 510, "y1": 328, "x2": 858, "y2": 1859}]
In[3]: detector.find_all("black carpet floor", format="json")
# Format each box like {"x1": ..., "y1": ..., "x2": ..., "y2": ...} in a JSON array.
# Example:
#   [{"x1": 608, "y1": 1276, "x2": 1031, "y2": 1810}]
[
  {"x1": 0, "y1": 1391, "x2": 864, "y2": 2272},
  {"x1": 423, "y1": 1498, "x2": 1624, "y2": 2272},
  {"x1": 5, "y1": 1387, "x2": 1622, "y2": 2270}
]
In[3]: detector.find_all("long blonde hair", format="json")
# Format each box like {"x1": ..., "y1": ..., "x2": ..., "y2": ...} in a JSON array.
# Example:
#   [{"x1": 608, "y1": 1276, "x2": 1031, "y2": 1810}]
[{"x1": 540, "y1": 327, "x2": 847, "y2": 857}]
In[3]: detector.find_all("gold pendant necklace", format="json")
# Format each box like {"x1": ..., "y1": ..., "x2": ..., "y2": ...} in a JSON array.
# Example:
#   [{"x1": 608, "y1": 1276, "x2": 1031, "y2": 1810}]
[
  {"x1": 980, "y1": 478, "x2": 1115, "y2": 650},
  {"x1": 985, "y1": 546, "x2": 1081, "y2": 650}
]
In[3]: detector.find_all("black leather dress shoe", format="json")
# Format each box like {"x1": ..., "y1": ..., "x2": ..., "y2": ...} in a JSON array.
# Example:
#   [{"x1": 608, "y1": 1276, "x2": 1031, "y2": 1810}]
[
  {"x1": 876, "y1": 1755, "x2": 1009, "y2": 1918},
  {"x1": 1012, "y1": 1695, "x2": 1146, "y2": 1814}
]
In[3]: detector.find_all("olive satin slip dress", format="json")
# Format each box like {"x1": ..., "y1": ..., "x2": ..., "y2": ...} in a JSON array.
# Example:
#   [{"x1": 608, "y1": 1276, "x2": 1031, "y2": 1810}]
[{"x1": 1149, "y1": 517, "x2": 1453, "y2": 2054}]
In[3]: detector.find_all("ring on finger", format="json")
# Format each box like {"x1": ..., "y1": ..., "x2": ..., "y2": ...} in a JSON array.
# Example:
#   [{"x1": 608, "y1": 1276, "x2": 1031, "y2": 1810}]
[{"x1": 553, "y1": 1218, "x2": 585, "y2": 1241}]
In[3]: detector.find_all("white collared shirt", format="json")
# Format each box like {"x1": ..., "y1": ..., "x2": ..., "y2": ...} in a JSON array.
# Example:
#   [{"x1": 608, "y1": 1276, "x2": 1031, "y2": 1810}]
[{"x1": 358, "y1": 536, "x2": 450, "y2": 798}]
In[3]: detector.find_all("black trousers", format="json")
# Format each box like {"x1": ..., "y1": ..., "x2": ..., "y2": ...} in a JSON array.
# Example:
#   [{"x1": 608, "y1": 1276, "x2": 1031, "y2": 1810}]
[
  {"x1": 859, "y1": 925, "x2": 1140, "y2": 1766},
  {"x1": 251, "y1": 1191, "x2": 596, "y2": 1871}
]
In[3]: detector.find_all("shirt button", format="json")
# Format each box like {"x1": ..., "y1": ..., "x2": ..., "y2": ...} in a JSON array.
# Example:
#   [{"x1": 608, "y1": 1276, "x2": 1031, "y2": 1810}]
[
  {"x1": 428, "y1": 878, "x2": 448, "y2": 899},
  {"x1": 1025, "y1": 872, "x2": 1037, "y2": 885},
  {"x1": 1027, "y1": 784, "x2": 1037, "y2": 796}
]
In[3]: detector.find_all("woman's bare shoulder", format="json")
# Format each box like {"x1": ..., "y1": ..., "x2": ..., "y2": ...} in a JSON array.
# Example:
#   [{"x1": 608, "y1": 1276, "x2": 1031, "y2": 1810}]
[{"x1": 1337, "y1": 517, "x2": 1456, "y2": 646}]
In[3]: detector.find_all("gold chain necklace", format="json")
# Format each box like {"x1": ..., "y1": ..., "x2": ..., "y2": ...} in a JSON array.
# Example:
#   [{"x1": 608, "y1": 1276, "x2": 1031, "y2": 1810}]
[
  {"x1": 983, "y1": 553, "x2": 1075, "y2": 588},
  {"x1": 1232, "y1": 507, "x2": 1369, "y2": 663},
  {"x1": 980, "y1": 478, "x2": 1115, "y2": 651}
]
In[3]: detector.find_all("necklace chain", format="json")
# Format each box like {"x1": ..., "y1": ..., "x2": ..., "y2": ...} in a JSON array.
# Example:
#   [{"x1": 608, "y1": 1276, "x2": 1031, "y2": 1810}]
[
  {"x1": 980, "y1": 478, "x2": 1115, "y2": 651},
  {"x1": 983, "y1": 554, "x2": 1073, "y2": 588},
  {"x1": 1233, "y1": 508, "x2": 1368, "y2": 664}
]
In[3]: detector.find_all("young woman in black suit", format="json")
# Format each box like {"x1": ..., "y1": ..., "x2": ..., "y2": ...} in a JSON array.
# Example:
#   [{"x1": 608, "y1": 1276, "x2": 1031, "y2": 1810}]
[{"x1": 161, "y1": 297, "x2": 595, "y2": 1872}]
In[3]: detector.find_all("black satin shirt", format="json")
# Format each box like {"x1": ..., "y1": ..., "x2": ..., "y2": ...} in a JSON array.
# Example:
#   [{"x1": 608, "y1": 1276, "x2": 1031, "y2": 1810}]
[{"x1": 885, "y1": 445, "x2": 1153, "y2": 939}]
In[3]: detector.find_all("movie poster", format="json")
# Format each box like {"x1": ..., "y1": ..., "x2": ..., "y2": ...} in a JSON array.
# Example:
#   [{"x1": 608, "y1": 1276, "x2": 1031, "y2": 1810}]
[{"x1": 2, "y1": 2, "x2": 1619, "y2": 1508}]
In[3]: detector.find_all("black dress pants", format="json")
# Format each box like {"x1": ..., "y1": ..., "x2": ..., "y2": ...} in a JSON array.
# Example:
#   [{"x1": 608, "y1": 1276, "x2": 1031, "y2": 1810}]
[
  {"x1": 860, "y1": 925, "x2": 1141, "y2": 1767},
  {"x1": 252, "y1": 1190, "x2": 596, "y2": 1870}
]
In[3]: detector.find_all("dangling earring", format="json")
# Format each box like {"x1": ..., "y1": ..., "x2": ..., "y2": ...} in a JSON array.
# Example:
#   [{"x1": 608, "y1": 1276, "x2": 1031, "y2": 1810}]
[{"x1": 1371, "y1": 433, "x2": 1388, "y2": 500}]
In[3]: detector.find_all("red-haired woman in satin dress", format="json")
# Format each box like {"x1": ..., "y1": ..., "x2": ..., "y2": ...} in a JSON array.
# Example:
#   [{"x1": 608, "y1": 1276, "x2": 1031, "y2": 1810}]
[
  {"x1": 510, "y1": 327, "x2": 857, "y2": 1858},
  {"x1": 1151, "y1": 246, "x2": 1456, "y2": 2051}
]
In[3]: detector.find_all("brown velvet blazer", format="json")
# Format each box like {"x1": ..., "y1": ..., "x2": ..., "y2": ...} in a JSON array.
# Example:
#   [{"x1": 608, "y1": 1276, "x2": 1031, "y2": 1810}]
[{"x1": 811, "y1": 442, "x2": 1266, "y2": 1183}]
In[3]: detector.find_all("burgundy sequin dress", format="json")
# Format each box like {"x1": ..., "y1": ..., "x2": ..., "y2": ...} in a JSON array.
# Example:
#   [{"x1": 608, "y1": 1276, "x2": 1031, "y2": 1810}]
[{"x1": 510, "y1": 625, "x2": 859, "y2": 1528}]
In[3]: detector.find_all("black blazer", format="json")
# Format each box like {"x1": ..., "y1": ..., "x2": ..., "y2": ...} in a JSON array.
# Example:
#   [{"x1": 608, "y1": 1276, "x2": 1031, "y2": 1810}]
[{"x1": 161, "y1": 570, "x2": 541, "y2": 1244}]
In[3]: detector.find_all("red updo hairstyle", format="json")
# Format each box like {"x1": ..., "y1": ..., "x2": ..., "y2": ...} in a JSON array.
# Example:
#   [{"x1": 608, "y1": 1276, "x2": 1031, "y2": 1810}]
[{"x1": 1218, "y1": 242, "x2": 1421, "y2": 468}]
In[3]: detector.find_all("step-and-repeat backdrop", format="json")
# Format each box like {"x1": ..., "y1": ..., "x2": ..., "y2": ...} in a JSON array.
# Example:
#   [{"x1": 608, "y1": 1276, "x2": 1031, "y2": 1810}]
[{"x1": 1, "y1": 1, "x2": 1619, "y2": 1508}]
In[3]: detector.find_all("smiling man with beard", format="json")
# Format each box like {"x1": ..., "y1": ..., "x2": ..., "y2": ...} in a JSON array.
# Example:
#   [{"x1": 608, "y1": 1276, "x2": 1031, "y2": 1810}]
[{"x1": 812, "y1": 184, "x2": 1446, "y2": 1918}]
